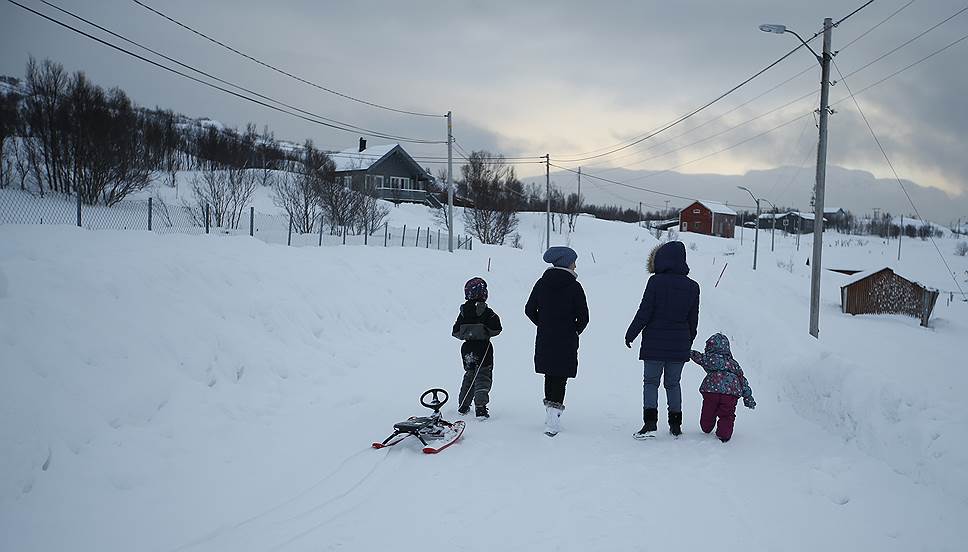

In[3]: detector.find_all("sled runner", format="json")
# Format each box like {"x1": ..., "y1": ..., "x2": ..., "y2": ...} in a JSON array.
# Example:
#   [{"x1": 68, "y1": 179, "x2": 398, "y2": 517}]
[{"x1": 372, "y1": 388, "x2": 465, "y2": 454}]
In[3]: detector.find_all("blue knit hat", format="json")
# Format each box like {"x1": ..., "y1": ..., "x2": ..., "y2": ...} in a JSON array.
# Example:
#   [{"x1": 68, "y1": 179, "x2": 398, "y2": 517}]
[
  {"x1": 464, "y1": 277, "x2": 488, "y2": 301},
  {"x1": 543, "y1": 246, "x2": 578, "y2": 268}
]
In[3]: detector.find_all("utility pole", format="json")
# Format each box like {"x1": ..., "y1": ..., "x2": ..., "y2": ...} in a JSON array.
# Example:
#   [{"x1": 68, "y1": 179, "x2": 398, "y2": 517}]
[
  {"x1": 577, "y1": 166, "x2": 581, "y2": 203},
  {"x1": 447, "y1": 111, "x2": 454, "y2": 253},
  {"x1": 753, "y1": 200, "x2": 761, "y2": 270},
  {"x1": 898, "y1": 214, "x2": 903, "y2": 260},
  {"x1": 545, "y1": 154, "x2": 551, "y2": 251},
  {"x1": 808, "y1": 17, "x2": 833, "y2": 339}
]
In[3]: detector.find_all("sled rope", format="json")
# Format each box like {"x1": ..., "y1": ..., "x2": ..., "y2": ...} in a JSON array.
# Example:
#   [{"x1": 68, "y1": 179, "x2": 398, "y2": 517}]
[{"x1": 458, "y1": 342, "x2": 492, "y2": 410}]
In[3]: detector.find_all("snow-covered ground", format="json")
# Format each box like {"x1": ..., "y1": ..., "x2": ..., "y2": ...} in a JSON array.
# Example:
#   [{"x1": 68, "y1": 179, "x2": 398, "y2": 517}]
[{"x1": 2, "y1": 208, "x2": 967, "y2": 551}]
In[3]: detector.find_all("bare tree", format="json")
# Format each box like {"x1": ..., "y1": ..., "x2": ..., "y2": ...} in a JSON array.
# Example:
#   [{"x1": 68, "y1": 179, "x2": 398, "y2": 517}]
[
  {"x1": 186, "y1": 167, "x2": 256, "y2": 229},
  {"x1": 272, "y1": 169, "x2": 319, "y2": 233},
  {"x1": 460, "y1": 150, "x2": 519, "y2": 245},
  {"x1": 565, "y1": 192, "x2": 583, "y2": 232},
  {"x1": 354, "y1": 180, "x2": 391, "y2": 236}
]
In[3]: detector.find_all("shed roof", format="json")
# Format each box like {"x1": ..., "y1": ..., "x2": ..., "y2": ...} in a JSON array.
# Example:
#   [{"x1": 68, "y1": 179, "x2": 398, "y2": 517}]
[{"x1": 840, "y1": 267, "x2": 937, "y2": 291}]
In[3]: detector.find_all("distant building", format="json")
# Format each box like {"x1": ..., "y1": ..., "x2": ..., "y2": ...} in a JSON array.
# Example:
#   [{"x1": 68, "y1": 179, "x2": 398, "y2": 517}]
[
  {"x1": 767, "y1": 212, "x2": 828, "y2": 234},
  {"x1": 679, "y1": 200, "x2": 736, "y2": 238},
  {"x1": 840, "y1": 268, "x2": 940, "y2": 327},
  {"x1": 331, "y1": 140, "x2": 442, "y2": 207}
]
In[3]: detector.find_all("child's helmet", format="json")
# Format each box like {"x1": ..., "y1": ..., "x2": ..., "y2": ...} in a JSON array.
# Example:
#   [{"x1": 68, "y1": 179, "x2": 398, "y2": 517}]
[{"x1": 464, "y1": 277, "x2": 488, "y2": 301}]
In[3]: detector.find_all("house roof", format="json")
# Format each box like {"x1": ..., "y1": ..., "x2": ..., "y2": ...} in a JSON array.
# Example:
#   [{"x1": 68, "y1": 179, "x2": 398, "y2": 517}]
[
  {"x1": 823, "y1": 207, "x2": 845, "y2": 215},
  {"x1": 693, "y1": 201, "x2": 737, "y2": 216},
  {"x1": 330, "y1": 144, "x2": 399, "y2": 172},
  {"x1": 787, "y1": 211, "x2": 828, "y2": 221}
]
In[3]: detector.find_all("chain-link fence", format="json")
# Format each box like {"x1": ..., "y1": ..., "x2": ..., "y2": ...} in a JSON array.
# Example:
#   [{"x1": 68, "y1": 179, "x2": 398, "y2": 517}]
[{"x1": 0, "y1": 188, "x2": 472, "y2": 250}]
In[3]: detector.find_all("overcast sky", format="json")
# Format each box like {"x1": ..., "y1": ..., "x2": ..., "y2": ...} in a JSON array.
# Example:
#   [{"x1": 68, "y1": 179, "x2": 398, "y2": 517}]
[{"x1": 2, "y1": 0, "x2": 966, "y2": 220}]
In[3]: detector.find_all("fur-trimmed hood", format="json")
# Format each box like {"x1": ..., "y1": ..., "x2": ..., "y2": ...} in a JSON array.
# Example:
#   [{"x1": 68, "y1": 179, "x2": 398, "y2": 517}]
[{"x1": 647, "y1": 241, "x2": 689, "y2": 275}]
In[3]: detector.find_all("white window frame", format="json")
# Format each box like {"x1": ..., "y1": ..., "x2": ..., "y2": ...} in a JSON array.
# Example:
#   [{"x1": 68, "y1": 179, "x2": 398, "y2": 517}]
[
  {"x1": 692, "y1": 209, "x2": 700, "y2": 214},
  {"x1": 374, "y1": 175, "x2": 386, "y2": 189}
]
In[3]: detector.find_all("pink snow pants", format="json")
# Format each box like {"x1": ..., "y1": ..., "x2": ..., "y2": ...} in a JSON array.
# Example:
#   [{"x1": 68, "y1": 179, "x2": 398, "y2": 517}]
[{"x1": 700, "y1": 392, "x2": 739, "y2": 442}]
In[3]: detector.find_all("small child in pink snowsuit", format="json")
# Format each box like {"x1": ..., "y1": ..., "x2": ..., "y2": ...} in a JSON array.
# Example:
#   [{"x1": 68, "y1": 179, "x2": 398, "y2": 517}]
[{"x1": 690, "y1": 333, "x2": 755, "y2": 442}]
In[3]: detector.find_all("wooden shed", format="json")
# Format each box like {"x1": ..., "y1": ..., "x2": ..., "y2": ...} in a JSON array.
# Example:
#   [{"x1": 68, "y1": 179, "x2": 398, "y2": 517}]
[{"x1": 840, "y1": 268, "x2": 940, "y2": 327}]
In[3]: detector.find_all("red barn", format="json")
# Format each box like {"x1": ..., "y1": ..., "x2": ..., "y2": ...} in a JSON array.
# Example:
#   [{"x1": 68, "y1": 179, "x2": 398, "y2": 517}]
[{"x1": 679, "y1": 201, "x2": 736, "y2": 238}]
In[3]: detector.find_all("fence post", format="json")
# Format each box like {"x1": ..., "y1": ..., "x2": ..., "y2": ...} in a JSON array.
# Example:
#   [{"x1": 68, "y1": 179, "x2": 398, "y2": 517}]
[
  {"x1": 415, "y1": 226, "x2": 421, "y2": 247},
  {"x1": 287, "y1": 214, "x2": 292, "y2": 246},
  {"x1": 401, "y1": 225, "x2": 406, "y2": 247},
  {"x1": 437, "y1": 229, "x2": 441, "y2": 250},
  {"x1": 469, "y1": 237, "x2": 473, "y2": 250},
  {"x1": 318, "y1": 215, "x2": 324, "y2": 246},
  {"x1": 426, "y1": 228, "x2": 430, "y2": 248},
  {"x1": 364, "y1": 225, "x2": 368, "y2": 246},
  {"x1": 76, "y1": 189, "x2": 82, "y2": 228},
  {"x1": 148, "y1": 197, "x2": 153, "y2": 231},
  {"x1": 249, "y1": 207, "x2": 254, "y2": 236},
  {"x1": 205, "y1": 204, "x2": 210, "y2": 234},
  {"x1": 384, "y1": 222, "x2": 388, "y2": 247},
  {"x1": 342, "y1": 226, "x2": 347, "y2": 245}
]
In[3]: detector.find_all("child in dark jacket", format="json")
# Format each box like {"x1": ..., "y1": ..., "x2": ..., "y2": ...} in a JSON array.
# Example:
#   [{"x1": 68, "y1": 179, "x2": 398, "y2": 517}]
[
  {"x1": 690, "y1": 333, "x2": 755, "y2": 442},
  {"x1": 453, "y1": 278, "x2": 502, "y2": 419}
]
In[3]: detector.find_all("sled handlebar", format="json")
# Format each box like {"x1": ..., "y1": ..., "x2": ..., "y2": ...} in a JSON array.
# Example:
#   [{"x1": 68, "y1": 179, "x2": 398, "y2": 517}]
[{"x1": 420, "y1": 388, "x2": 449, "y2": 412}]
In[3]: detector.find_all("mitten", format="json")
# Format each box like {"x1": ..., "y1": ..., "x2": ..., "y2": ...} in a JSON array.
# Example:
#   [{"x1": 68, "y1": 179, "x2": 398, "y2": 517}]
[{"x1": 743, "y1": 396, "x2": 756, "y2": 409}]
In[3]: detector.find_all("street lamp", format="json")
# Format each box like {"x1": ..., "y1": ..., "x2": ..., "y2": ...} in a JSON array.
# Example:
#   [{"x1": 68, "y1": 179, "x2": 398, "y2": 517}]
[
  {"x1": 737, "y1": 186, "x2": 761, "y2": 270},
  {"x1": 760, "y1": 17, "x2": 833, "y2": 339},
  {"x1": 761, "y1": 198, "x2": 778, "y2": 252}
]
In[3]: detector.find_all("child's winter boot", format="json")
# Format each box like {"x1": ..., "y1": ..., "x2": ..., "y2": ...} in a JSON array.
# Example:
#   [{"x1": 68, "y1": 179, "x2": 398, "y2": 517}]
[
  {"x1": 634, "y1": 408, "x2": 659, "y2": 440},
  {"x1": 669, "y1": 411, "x2": 683, "y2": 437},
  {"x1": 475, "y1": 405, "x2": 489, "y2": 420},
  {"x1": 543, "y1": 401, "x2": 564, "y2": 436}
]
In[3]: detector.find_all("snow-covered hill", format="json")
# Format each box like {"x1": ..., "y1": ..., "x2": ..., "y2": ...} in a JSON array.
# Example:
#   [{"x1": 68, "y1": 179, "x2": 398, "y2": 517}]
[{"x1": 1, "y1": 210, "x2": 967, "y2": 551}]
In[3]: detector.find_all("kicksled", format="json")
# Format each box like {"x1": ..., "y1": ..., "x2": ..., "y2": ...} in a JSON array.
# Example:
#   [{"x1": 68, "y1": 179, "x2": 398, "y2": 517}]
[{"x1": 372, "y1": 388, "x2": 465, "y2": 454}]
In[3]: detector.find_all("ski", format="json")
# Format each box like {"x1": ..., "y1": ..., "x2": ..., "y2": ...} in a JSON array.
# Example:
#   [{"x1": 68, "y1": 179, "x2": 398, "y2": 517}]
[
  {"x1": 422, "y1": 420, "x2": 465, "y2": 454},
  {"x1": 632, "y1": 432, "x2": 656, "y2": 441}
]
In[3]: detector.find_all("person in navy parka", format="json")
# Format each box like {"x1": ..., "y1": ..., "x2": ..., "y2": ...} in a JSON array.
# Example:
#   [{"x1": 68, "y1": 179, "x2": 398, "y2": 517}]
[
  {"x1": 624, "y1": 241, "x2": 700, "y2": 439},
  {"x1": 525, "y1": 246, "x2": 589, "y2": 436}
]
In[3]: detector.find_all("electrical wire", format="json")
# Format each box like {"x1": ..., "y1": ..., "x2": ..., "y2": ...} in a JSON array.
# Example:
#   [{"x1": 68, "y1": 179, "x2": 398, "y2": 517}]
[
  {"x1": 128, "y1": 0, "x2": 442, "y2": 118},
  {"x1": 559, "y1": 0, "x2": 915, "y2": 172},
  {"x1": 832, "y1": 59, "x2": 966, "y2": 299},
  {"x1": 4, "y1": 0, "x2": 446, "y2": 144},
  {"x1": 551, "y1": 0, "x2": 878, "y2": 163},
  {"x1": 37, "y1": 0, "x2": 444, "y2": 144}
]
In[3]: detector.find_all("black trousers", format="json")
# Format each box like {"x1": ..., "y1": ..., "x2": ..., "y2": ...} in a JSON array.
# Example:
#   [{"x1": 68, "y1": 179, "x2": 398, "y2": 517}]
[{"x1": 544, "y1": 376, "x2": 567, "y2": 405}]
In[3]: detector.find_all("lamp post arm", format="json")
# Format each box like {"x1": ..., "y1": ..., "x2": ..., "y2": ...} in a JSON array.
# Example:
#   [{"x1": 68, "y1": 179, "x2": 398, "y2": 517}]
[{"x1": 785, "y1": 29, "x2": 822, "y2": 64}]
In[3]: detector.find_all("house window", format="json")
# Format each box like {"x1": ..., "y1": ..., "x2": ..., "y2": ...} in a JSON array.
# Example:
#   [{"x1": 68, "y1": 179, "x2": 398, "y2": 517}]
[
  {"x1": 390, "y1": 176, "x2": 414, "y2": 190},
  {"x1": 374, "y1": 175, "x2": 386, "y2": 189},
  {"x1": 692, "y1": 209, "x2": 700, "y2": 214}
]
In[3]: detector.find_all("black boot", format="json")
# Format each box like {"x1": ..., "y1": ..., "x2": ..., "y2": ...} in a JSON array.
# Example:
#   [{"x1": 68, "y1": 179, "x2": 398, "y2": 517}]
[
  {"x1": 634, "y1": 408, "x2": 658, "y2": 440},
  {"x1": 475, "y1": 405, "x2": 489, "y2": 419},
  {"x1": 669, "y1": 411, "x2": 683, "y2": 437}
]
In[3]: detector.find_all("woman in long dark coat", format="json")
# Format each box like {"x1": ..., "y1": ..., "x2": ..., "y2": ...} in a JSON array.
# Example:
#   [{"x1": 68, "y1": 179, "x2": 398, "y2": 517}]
[
  {"x1": 525, "y1": 246, "x2": 589, "y2": 436},
  {"x1": 625, "y1": 241, "x2": 700, "y2": 439}
]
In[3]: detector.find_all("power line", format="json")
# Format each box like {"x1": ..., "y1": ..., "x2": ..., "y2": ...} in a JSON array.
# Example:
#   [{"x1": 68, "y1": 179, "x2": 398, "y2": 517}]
[
  {"x1": 562, "y1": 0, "x2": 918, "y2": 173},
  {"x1": 36, "y1": 0, "x2": 444, "y2": 144},
  {"x1": 551, "y1": 0, "x2": 878, "y2": 163},
  {"x1": 832, "y1": 59, "x2": 966, "y2": 299},
  {"x1": 551, "y1": 38, "x2": 817, "y2": 163},
  {"x1": 840, "y1": 4, "x2": 968, "y2": 79},
  {"x1": 565, "y1": 3, "x2": 963, "y2": 178},
  {"x1": 128, "y1": 0, "x2": 442, "y2": 118},
  {"x1": 5, "y1": 0, "x2": 446, "y2": 144},
  {"x1": 548, "y1": 24, "x2": 968, "y2": 207}
]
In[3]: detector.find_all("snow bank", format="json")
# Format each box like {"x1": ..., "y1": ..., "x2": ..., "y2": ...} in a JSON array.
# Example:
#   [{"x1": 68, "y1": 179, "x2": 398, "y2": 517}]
[{"x1": 2, "y1": 217, "x2": 967, "y2": 551}]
